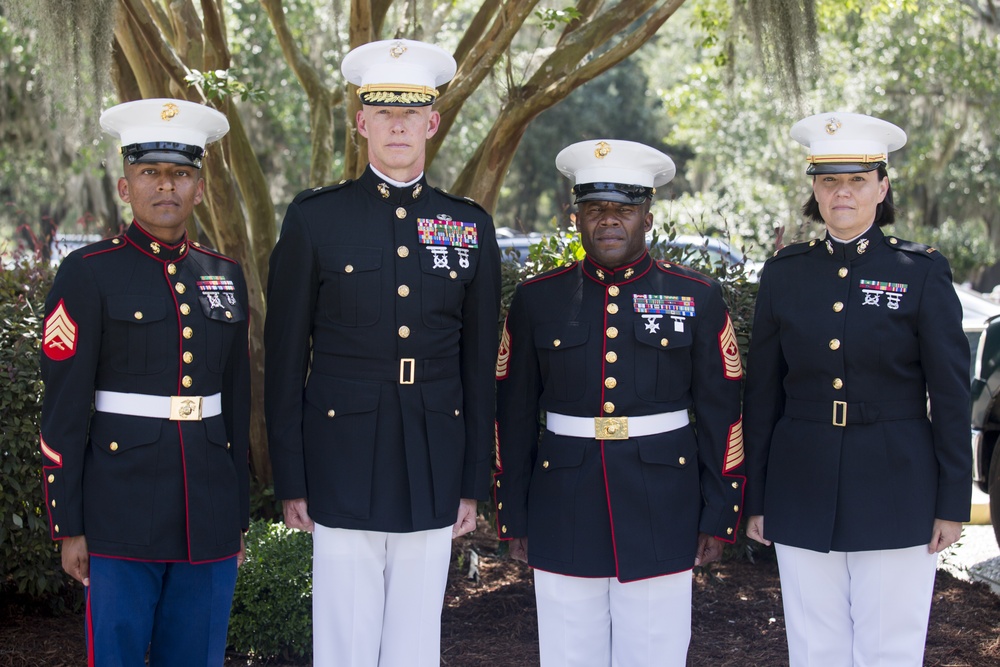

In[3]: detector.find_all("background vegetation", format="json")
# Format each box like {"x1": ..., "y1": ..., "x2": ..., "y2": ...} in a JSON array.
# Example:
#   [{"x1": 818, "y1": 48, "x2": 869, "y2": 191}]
[{"x1": 2, "y1": 0, "x2": 999, "y2": 627}]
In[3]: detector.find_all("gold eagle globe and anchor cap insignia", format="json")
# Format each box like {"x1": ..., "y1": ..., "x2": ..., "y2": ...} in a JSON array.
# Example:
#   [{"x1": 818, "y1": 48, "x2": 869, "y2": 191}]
[
  {"x1": 791, "y1": 111, "x2": 906, "y2": 175},
  {"x1": 100, "y1": 98, "x2": 229, "y2": 169},
  {"x1": 556, "y1": 139, "x2": 676, "y2": 205},
  {"x1": 342, "y1": 39, "x2": 457, "y2": 107}
]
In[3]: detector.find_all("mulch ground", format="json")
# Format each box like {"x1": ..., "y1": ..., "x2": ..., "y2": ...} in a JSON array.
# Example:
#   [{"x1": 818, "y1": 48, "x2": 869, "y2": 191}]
[{"x1": 3, "y1": 526, "x2": 999, "y2": 666}]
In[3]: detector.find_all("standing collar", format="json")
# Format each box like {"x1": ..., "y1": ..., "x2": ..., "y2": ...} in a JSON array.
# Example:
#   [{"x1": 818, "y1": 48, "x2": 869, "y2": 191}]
[
  {"x1": 823, "y1": 224, "x2": 884, "y2": 261},
  {"x1": 582, "y1": 251, "x2": 653, "y2": 286},
  {"x1": 125, "y1": 221, "x2": 190, "y2": 262},
  {"x1": 360, "y1": 165, "x2": 429, "y2": 205}
]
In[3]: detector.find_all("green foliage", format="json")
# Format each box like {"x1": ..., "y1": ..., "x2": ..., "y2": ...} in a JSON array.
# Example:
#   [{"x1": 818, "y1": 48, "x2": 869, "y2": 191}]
[
  {"x1": 893, "y1": 218, "x2": 998, "y2": 285},
  {"x1": 184, "y1": 69, "x2": 268, "y2": 103},
  {"x1": 534, "y1": 7, "x2": 583, "y2": 31},
  {"x1": 0, "y1": 255, "x2": 64, "y2": 601},
  {"x1": 228, "y1": 519, "x2": 313, "y2": 660}
]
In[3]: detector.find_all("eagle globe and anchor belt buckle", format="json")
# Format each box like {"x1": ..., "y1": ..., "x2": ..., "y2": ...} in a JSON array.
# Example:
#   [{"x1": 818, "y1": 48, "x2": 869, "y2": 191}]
[
  {"x1": 594, "y1": 417, "x2": 629, "y2": 440},
  {"x1": 170, "y1": 395, "x2": 204, "y2": 421}
]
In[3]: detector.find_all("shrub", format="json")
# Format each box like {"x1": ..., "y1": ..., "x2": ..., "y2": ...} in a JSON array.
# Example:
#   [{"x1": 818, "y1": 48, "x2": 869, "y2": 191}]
[
  {"x1": 228, "y1": 519, "x2": 313, "y2": 660},
  {"x1": 0, "y1": 255, "x2": 66, "y2": 601}
]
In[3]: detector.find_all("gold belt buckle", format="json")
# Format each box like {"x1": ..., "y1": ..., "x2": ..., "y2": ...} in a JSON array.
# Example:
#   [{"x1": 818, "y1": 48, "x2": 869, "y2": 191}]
[
  {"x1": 399, "y1": 358, "x2": 416, "y2": 385},
  {"x1": 832, "y1": 400, "x2": 847, "y2": 427},
  {"x1": 170, "y1": 395, "x2": 203, "y2": 421},
  {"x1": 595, "y1": 417, "x2": 629, "y2": 440}
]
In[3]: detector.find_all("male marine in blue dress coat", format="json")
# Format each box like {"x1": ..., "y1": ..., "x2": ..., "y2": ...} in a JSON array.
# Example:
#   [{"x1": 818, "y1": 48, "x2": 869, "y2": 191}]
[{"x1": 494, "y1": 140, "x2": 745, "y2": 666}]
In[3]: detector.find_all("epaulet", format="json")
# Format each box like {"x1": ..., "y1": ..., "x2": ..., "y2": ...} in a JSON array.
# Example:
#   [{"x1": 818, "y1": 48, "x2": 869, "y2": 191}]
[
  {"x1": 80, "y1": 235, "x2": 127, "y2": 258},
  {"x1": 189, "y1": 241, "x2": 238, "y2": 264},
  {"x1": 655, "y1": 260, "x2": 714, "y2": 286},
  {"x1": 293, "y1": 180, "x2": 353, "y2": 204},
  {"x1": 433, "y1": 187, "x2": 488, "y2": 213},
  {"x1": 768, "y1": 240, "x2": 816, "y2": 262},
  {"x1": 885, "y1": 236, "x2": 942, "y2": 260},
  {"x1": 520, "y1": 262, "x2": 578, "y2": 287}
]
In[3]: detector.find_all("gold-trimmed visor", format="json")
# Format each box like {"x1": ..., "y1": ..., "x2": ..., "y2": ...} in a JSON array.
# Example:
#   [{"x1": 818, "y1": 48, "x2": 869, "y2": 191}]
[
  {"x1": 807, "y1": 153, "x2": 888, "y2": 164},
  {"x1": 358, "y1": 83, "x2": 439, "y2": 106}
]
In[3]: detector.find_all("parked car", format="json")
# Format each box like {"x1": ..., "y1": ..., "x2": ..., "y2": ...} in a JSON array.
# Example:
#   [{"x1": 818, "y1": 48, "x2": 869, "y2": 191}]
[{"x1": 966, "y1": 286, "x2": 1000, "y2": 547}]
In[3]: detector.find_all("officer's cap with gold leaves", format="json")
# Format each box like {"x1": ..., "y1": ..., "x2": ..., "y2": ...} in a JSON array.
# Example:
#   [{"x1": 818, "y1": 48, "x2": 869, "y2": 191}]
[
  {"x1": 791, "y1": 112, "x2": 906, "y2": 175},
  {"x1": 556, "y1": 139, "x2": 676, "y2": 205},
  {"x1": 100, "y1": 98, "x2": 229, "y2": 169},
  {"x1": 342, "y1": 39, "x2": 456, "y2": 107}
]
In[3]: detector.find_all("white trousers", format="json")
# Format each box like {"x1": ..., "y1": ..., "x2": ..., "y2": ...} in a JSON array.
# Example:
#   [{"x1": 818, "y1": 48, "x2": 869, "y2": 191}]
[
  {"x1": 312, "y1": 524, "x2": 453, "y2": 667},
  {"x1": 775, "y1": 543, "x2": 937, "y2": 667},
  {"x1": 533, "y1": 568, "x2": 693, "y2": 667}
]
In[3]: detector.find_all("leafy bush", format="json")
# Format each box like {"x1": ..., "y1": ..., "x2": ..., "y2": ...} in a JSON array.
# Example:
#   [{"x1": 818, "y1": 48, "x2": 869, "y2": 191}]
[
  {"x1": 228, "y1": 519, "x2": 313, "y2": 660},
  {"x1": 0, "y1": 256, "x2": 64, "y2": 600}
]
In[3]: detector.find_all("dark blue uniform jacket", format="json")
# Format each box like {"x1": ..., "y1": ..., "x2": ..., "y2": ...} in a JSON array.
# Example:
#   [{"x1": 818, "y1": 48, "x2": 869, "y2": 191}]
[
  {"x1": 264, "y1": 166, "x2": 501, "y2": 533},
  {"x1": 40, "y1": 222, "x2": 251, "y2": 563},
  {"x1": 494, "y1": 252, "x2": 745, "y2": 582},
  {"x1": 743, "y1": 226, "x2": 972, "y2": 552}
]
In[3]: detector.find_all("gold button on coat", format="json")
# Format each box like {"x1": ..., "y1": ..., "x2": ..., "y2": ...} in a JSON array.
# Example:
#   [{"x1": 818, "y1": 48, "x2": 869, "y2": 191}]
[
  {"x1": 603, "y1": 401, "x2": 615, "y2": 413},
  {"x1": 833, "y1": 378, "x2": 844, "y2": 389},
  {"x1": 838, "y1": 267, "x2": 848, "y2": 278},
  {"x1": 501, "y1": 525, "x2": 508, "y2": 534},
  {"x1": 542, "y1": 460, "x2": 550, "y2": 469},
  {"x1": 833, "y1": 301, "x2": 844, "y2": 312},
  {"x1": 175, "y1": 282, "x2": 186, "y2": 294},
  {"x1": 398, "y1": 326, "x2": 410, "y2": 338},
  {"x1": 606, "y1": 351, "x2": 617, "y2": 363},
  {"x1": 396, "y1": 207, "x2": 407, "y2": 219},
  {"x1": 48, "y1": 474, "x2": 55, "y2": 483},
  {"x1": 497, "y1": 502, "x2": 503, "y2": 510},
  {"x1": 225, "y1": 311, "x2": 232, "y2": 319},
  {"x1": 51, "y1": 499, "x2": 56, "y2": 508},
  {"x1": 327, "y1": 409, "x2": 336, "y2": 418},
  {"x1": 449, "y1": 270, "x2": 457, "y2": 279},
  {"x1": 180, "y1": 303, "x2": 191, "y2": 315},
  {"x1": 678, "y1": 456, "x2": 686, "y2": 465},
  {"x1": 183, "y1": 327, "x2": 193, "y2": 339},
  {"x1": 607, "y1": 303, "x2": 619, "y2": 314},
  {"x1": 605, "y1": 377, "x2": 617, "y2": 389},
  {"x1": 54, "y1": 525, "x2": 59, "y2": 533},
  {"x1": 733, "y1": 505, "x2": 740, "y2": 512},
  {"x1": 727, "y1": 527, "x2": 734, "y2": 535},
  {"x1": 167, "y1": 264, "x2": 177, "y2": 275},
  {"x1": 134, "y1": 311, "x2": 143, "y2": 320},
  {"x1": 454, "y1": 409, "x2": 460, "y2": 416},
  {"x1": 732, "y1": 481, "x2": 739, "y2": 489},
  {"x1": 660, "y1": 338, "x2": 669, "y2": 347},
  {"x1": 496, "y1": 479, "x2": 501, "y2": 488},
  {"x1": 183, "y1": 351, "x2": 194, "y2": 364},
  {"x1": 606, "y1": 327, "x2": 618, "y2": 338},
  {"x1": 553, "y1": 339, "x2": 561, "y2": 347},
  {"x1": 608, "y1": 285, "x2": 620, "y2": 297},
  {"x1": 398, "y1": 285, "x2": 410, "y2": 297},
  {"x1": 182, "y1": 375, "x2": 193, "y2": 388},
  {"x1": 397, "y1": 246, "x2": 409, "y2": 258},
  {"x1": 345, "y1": 264, "x2": 354, "y2": 273},
  {"x1": 829, "y1": 339, "x2": 841, "y2": 350},
  {"x1": 110, "y1": 442, "x2": 119, "y2": 452}
]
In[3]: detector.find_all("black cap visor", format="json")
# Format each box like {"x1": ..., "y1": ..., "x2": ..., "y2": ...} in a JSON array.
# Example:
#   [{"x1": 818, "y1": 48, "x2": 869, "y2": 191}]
[
  {"x1": 573, "y1": 182, "x2": 652, "y2": 205},
  {"x1": 806, "y1": 161, "x2": 883, "y2": 175},
  {"x1": 122, "y1": 142, "x2": 205, "y2": 168}
]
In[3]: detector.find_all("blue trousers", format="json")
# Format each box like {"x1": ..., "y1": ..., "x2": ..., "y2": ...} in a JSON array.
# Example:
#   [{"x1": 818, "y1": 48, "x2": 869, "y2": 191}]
[{"x1": 86, "y1": 555, "x2": 238, "y2": 667}]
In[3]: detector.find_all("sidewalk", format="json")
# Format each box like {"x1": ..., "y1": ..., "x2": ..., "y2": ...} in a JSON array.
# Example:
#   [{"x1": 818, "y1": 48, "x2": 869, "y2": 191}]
[{"x1": 938, "y1": 485, "x2": 1000, "y2": 594}]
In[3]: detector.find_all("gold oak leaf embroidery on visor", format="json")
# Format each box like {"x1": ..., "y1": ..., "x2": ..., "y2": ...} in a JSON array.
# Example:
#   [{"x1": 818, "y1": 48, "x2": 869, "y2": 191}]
[
  {"x1": 724, "y1": 419, "x2": 745, "y2": 473},
  {"x1": 496, "y1": 318, "x2": 511, "y2": 379},
  {"x1": 43, "y1": 300, "x2": 78, "y2": 361},
  {"x1": 719, "y1": 314, "x2": 742, "y2": 380}
]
